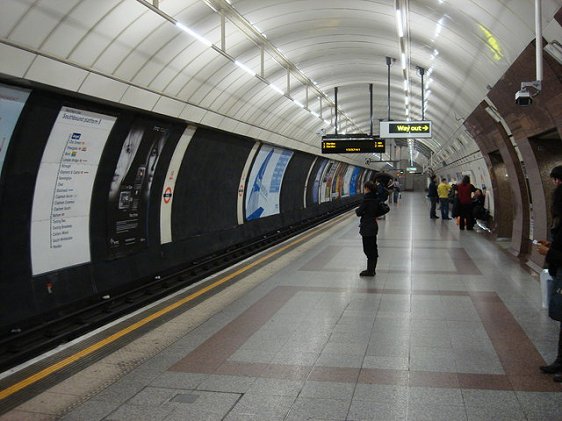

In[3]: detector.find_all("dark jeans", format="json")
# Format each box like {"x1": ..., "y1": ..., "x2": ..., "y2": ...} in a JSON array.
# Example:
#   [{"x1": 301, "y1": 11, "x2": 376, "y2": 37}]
[
  {"x1": 393, "y1": 190, "x2": 400, "y2": 203},
  {"x1": 430, "y1": 197, "x2": 438, "y2": 217},
  {"x1": 362, "y1": 236, "x2": 378, "y2": 260},
  {"x1": 439, "y1": 198, "x2": 449, "y2": 219},
  {"x1": 458, "y1": 203, "x2": 474, "y2": 229}
]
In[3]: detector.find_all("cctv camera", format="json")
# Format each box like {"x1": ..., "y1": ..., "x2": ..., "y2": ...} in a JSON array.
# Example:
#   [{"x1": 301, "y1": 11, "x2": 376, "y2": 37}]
[{"x1": 515, "y1": 90, "x2": 532, "y2": 106}]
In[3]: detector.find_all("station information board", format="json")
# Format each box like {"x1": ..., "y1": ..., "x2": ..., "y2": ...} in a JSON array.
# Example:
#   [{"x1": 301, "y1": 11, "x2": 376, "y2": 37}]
[{"x1": 321, "y1": 134, "x2": 385, "y2": 154}]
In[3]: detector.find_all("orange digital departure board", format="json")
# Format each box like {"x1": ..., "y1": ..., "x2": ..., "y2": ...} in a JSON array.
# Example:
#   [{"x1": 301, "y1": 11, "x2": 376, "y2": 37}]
[{"x1": 321, "y1": 134, "x2": 385, "y2": 154}]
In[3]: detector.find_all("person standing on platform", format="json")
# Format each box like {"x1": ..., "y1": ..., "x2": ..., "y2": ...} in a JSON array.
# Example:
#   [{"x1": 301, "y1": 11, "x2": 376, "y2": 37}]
[
  {"x1": 456, "y1": 175, "x2": 476, "y2": 230},
  {"x1": 537, "y1": 165, "x2": 562, "y2": 382},
  {"x1": 437, "y1": 178, "x2": 452, "y2": 220},
  {"x1": 392, "y1": 178, "x2": 401, "y2": 204},
  {"x1": 428, "y1": 175, "x2": 439, "y2": 219},
  {"x1": 356, "y1": 180, "x2": 379, "y2": 277}
]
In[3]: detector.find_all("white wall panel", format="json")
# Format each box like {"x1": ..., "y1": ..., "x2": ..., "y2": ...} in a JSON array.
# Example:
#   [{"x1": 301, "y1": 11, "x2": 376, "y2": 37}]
[
  {"x1": 220, "y1": 118, "x2": 240, "y2": 134},
  {"x1": 201, "y1": 111, "x2": 225, "y2": 129},
  {"x1": 120, "y1": 85, "x2": 160, "y2": 110},
  {"x1": 25, "y1": 56, "x2": 88, "y2": 91},
  {"x1": 0, "y1": 44, "x2": 36, "y2": 78},
  {"x1": 180, "y1": 104, "x2": 206, "y2": 124},
  {"x1": 152, "y1": 96, "x2": 186, "y2": 118},
  {"x1": 78, "y1": 73, "x2": 129, "y2": 103}
]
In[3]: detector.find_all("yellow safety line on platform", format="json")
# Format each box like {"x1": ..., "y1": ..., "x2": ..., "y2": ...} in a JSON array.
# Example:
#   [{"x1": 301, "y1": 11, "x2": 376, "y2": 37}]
[{"x1": 0, "y1": 212, "x2": 352, "y2": 400}]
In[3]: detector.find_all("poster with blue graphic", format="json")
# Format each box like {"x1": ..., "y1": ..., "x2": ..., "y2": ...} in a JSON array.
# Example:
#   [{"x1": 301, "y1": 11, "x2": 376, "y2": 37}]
[
  {"x1": 342, "y1": 166, "x2": 354, "y2": 197},
  {"x1": 0, "y1": 83, "x2": 30, "y2": 177},
  {"x1": 349, "y1": 167, "x2": 361, "y2": 196},
  {"x1": 245, "y1": 145, "x2": 293, "y2": 221}
]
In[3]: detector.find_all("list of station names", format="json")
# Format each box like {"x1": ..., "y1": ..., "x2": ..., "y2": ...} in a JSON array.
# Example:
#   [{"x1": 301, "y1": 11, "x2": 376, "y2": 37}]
[
  {"x1": 50, "y1": 132, "x2": 90, "y2": 249},
  {"x1": 31, "y1": 107, "x2": 116, "y2": 275}
]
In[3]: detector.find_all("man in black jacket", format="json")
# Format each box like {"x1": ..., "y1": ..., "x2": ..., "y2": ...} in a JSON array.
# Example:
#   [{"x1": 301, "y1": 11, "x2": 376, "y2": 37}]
[
  {"x1": 537, "y1": 165, "x2": 562, "y2": 382},
  {"x1": 428, "y1": 175, "x2": 439, "y2": 219},
  {"x1": 356, "y1": 180, "x2": 380, "y2": 277}
]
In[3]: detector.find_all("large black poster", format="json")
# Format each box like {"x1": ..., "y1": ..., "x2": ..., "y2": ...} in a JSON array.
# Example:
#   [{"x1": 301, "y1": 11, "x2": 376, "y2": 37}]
[{"x1": 106, "y1": 120, "x2": 170, "y2": 258}]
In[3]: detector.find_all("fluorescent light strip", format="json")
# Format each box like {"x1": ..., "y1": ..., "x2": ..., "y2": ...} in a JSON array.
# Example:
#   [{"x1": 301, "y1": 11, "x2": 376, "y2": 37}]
[
  {"x1": 235, "y1": 60, "x2": 256, "y2": 76},
  {"x1": 396, "y1": 9, "x2": 404, "y2": 37},
  {"x1": 293, "y1": 100, "x2": 305, "y2": 108},
  {"x1": 175, "y1": 22, "x2": 212, "y2": 47},
  {"x1": 269, "y1": 84, "x2": 284, "y2": 95}
]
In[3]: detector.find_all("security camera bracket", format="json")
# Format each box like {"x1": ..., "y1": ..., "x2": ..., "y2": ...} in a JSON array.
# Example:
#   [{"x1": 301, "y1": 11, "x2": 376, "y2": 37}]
[{"x1": 520, "y1": 80, "x2": 542, "y2": 96}]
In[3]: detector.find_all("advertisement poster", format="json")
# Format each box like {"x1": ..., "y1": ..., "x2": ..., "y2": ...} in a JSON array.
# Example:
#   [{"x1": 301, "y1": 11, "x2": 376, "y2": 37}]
[
  {"x1": 332, "y1": 163, "x2": 348, "y2": 199},
  {"x1": 311, "y1": 159, "x2": 328, "y2": 205},
  {"x1": 342, "y1": 165, "x2": 355, "y2": 197},
  {"x1": 0, "y1": 83, "x2": 30, "y2": 176},
  {"x1": 31, "y1": 107, "x2": 116, "y2": 275},
  {"x1": 349, "y1": 167, "x2": 361, "y2": 195},
  {"x1": 107, "y1": 120, "x2": 170, "y2": 258},
  {"x1": 320, "y1": 161, "x2": 337, "y2": 203},
  {"x1": 160, "y1": 125, "x2": 196, "y2": 244},
  {"x1": 245, "y1": 145, "x2": 293, "y2": 221}
]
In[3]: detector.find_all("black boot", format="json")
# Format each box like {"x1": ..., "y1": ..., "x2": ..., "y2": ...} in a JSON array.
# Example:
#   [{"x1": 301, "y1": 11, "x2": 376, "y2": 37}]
[
  {"x1": 359, "y1": 259, "x2": 376, "y2": 277},
  {"x1": 540, "y1": 358, "x2": 562, "y2": 374},
  {"x1": 554, "y1": 373, "x2": 562, "y2": 382}
]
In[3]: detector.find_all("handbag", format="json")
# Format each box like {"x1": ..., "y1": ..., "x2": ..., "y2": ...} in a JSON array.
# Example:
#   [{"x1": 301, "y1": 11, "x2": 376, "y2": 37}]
[
  {"x1": 548, "y1": 275, "x2": 562, "y2": 321},
  {"x1": 375, "y1": 201, "x2": 390, "y2": 217}
]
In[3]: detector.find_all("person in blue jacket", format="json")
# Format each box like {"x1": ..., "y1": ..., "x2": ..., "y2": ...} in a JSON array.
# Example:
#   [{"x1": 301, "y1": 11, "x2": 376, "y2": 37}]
[{"x1": 356, "y1": 180, "x2": 380, "y2": 277}]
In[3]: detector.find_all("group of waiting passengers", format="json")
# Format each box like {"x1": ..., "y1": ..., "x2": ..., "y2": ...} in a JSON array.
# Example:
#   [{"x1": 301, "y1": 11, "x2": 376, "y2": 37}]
[{"x1": 428, "y1": 175, "x2": 487, "y2": 230}]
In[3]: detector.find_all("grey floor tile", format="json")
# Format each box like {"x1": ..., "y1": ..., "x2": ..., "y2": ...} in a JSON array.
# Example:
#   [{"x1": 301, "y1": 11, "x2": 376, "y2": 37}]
[
  {"x1": 150, "y1": 371, "x2": 209, "y2": 389},
  {"x1": 407, "y1": 403, "x2": 468, "y2": 421},
  {"x1": 246, "y1": 378, "x2": 305, "y2": 397},
  {"x1": 127, "y1": 386, "x2": 178, "y2": 406},
  {"x1": 196, "y1": 374, "x2": 256, "y2": 393},
  {"x1": 322, "y1": 342, "x2": 369, "y2": 356},
  {"x1": 315, "y1": 352, "x2": 364, "y2": 368},
  {"x1": 466, "y1": 405, "x2": 526, "y2": 421},
  {"x1": 347, "y1": 399, "x2": 408, "y2": 421},
  {"x1": 166, "y1": 390, "x2": 241, "y2": 415},
  {"x1": 59, "y1": 399, "x2": 119, "y2": 421},
  {"x1": 409, "y1": 387, "x2": 464, "y2": 407},
  {"x1": 362, "y1": 355, "x2": 410, "y2": 370},
  {"x1": 90, "y1": 379, "x2": 146, "y2": 405},
  {"x1": 225, "y1": 394, "x2": 295, "y2": 420},
  {"x1": 515, "y1": 391, "x2": 562, "y2": 414},
  {"x1": 103, "y1": 404, "x2": 173, "y2": 421},
  {"x1": 353, "y1": 384, "x2": 409, "y2": 405},
  {"x1": 299, "y1": 381, "x2": 355, "y2": 400},
  {"x1": 285, "y1": 397, "x2": 350, "y2": 421},
  {"x1": 410, "y1": 348, "x2": 456, "y2": 372}
]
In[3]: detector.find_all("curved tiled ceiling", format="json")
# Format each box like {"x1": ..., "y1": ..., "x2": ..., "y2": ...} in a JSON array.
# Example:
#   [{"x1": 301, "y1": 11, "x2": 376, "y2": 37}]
[{"x1": 1, "y1": 0, "x2": 560, "y2": 169}]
